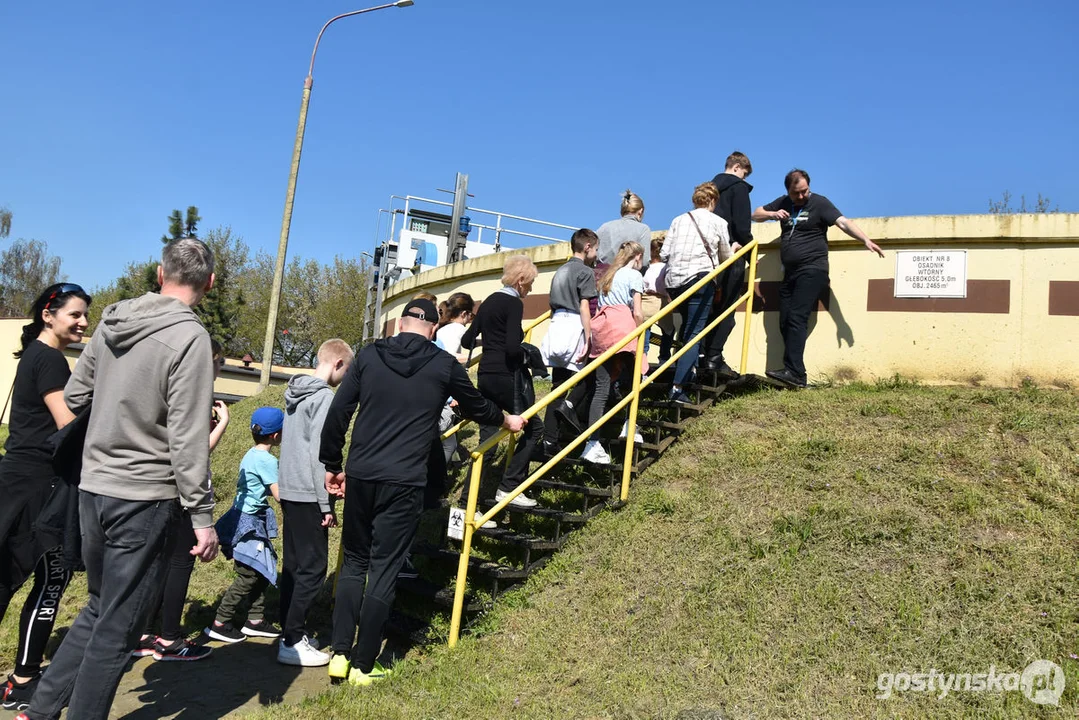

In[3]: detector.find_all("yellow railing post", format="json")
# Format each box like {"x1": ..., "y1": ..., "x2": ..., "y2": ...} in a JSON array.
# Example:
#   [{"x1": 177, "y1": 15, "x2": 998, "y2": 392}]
[
  {"x1": 448, "y1": 453, "x2": 484, "y2": 647},
  {"x1": 739, "y1": 244, "x2": 759, "y2": 375},
  {"x1": 620, "y1": 334, "x2": 645, "y2": 502}
]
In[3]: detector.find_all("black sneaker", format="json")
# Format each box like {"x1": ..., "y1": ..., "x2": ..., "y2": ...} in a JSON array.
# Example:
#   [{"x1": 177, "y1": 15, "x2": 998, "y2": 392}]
[
  {"x1": 153, "y1": 637, "x2": 213, "y2": 662},
  {"x1": 205, "y1": 622, "x2": 246, "y2": 643},
  {"x1": 667, "y1": 388, "x2": 692, "y2": 404},
  {"x1": 131, "y1": 634, "x2": 157, "y2": 658},
  {"x1": 242, "y1": 619, "x2": 281, "y2": 638},
  {"x1": 1, "y1": 673, "x2": 40, "y2": 712},
  {"x1": 765, "y1": 368, "x2": 807, "y2": 388}
]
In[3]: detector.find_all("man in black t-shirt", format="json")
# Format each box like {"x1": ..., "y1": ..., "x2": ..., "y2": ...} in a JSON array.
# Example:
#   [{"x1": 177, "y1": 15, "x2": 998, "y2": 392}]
[{"x1": 752, "y1": 169, "x2": 884, "y2": 387}]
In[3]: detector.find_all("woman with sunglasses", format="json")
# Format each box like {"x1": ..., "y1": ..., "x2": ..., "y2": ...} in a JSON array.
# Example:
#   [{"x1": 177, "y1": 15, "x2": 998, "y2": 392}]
[{"x1": 0, "y1": 283, "x2": 91, "y2": 711}]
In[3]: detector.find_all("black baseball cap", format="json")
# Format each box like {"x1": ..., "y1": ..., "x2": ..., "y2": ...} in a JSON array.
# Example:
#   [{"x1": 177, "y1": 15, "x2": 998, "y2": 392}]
[{"x1": 401, "y1": 298, "x2": 438, "y2": 323}]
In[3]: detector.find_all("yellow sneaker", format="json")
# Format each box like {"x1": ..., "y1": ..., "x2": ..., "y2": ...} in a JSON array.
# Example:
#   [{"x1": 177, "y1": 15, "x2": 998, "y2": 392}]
[
  {"x1": 328, "y1": 654, "x2": 350, "y2": 683},
  {"x1": 347, "y1": 661, "x2": 393, "y2": 687}
]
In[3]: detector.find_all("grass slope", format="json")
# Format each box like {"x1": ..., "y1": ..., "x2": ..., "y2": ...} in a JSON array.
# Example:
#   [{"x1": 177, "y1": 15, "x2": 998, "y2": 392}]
[
  {"x1": 3, "y1": 382, "x2": 1078, "y2": 718},
  {"x1": 257, "y1": 381, "x2": 1079, "y2": 719}
]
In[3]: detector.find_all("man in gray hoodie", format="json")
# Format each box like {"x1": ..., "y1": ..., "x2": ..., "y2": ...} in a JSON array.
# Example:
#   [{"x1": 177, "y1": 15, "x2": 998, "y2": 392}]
[
  {"x1": 276, "y1": 338, "x2": 353, "y2": 667},
  {"x1": 24, "y1": 238, "x2": 217, "y2": 720}
]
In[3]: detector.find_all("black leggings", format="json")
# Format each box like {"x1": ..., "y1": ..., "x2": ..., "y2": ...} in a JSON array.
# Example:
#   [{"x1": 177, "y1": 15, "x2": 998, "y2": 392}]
[
  {"x1": 12, "y1": 546, "x2": 73, "y2": 676},
  {"x1": 145, "y1": 511, "x2": 196, "y2": 641}
]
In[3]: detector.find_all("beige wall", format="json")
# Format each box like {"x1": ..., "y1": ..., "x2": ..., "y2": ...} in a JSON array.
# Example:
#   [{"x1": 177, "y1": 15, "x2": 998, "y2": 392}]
[
  {"x1": 0, "y1": 317, "x2": 311, "y2": 424},
  {"x1": 381, "y1": 213, "x2": 1079, "y2": 387}
]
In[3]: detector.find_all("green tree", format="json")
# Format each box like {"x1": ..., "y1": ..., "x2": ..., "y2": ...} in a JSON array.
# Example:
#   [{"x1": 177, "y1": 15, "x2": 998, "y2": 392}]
[
  {"x1": 0, "y1": 238, "x2": 65, "y2": 317},
  {"x1": 197, "y1": 226, "x2": 249, "y2": 348},
  {"x1": 84, "y1": 258, "x2": 159, "y2": 335},
  {"x1": 0, "y1": 207, "x2": 11, "y2": 238},
  {"x1": 310, "y1": 255, "x2": 371, "y2": 348},
  {"x1": 162, "y1": 206, "x2": 202, "y2": 243},
  {"x1": 232, "y1": 252, "x2": 371, "y2": 366}
]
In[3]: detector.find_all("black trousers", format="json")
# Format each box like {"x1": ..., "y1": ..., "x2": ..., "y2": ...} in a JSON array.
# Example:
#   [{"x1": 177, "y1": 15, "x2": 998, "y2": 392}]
[
  {"x1": 0, "y1": 462, "x2": 55, "y2": 623},
  {"x1": 145, "y1": 510, "x2": 196, "y2": 641},
  {"x1": 331, "y1": 480, "x2": 422, "y2": 672},
  {"x1": 279, "y1": 500, "x2": 328, "y2": 646},
  {"x1": 27, "y1": 492, "x2": 177, "y2": 720},
  {"x1": 477, "y1": 372, "x2": 536, "y2": 493},
  {"x1": 542, "y1": 367, "x2": 590, "y2": 445},
  {"x1": 704, "y1": 258, "x2": 747, "y2": 363},
  {"x1": 14, "y1": 546, "x2": 72, "y2": 677},
  {"x1": 778, "y1": 265, "x2": 830, "y2": 382}
]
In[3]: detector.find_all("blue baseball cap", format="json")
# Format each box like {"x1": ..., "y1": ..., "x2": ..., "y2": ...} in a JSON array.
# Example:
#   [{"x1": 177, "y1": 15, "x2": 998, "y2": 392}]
[{"x1": 251, "y1": 407, "x2": 284, "y2": 434}]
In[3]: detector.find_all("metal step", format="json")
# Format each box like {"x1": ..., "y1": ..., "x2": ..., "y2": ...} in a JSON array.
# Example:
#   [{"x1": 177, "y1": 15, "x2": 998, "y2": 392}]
[
  {"x1": 474, "y1": 526, "x2": 566, "y2": 550},
  {"x1": 480, "y1": 498, "x2": 604, "y2": 524},
  {"x1": 532, "y1": 478, "x2": 617, "y2": 498}
]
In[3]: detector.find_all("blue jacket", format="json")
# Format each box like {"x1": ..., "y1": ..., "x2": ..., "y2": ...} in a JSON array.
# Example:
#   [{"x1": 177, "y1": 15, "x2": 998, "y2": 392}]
[{"x1": 215, "y1": 505, "x2": 278, "y2": 585}]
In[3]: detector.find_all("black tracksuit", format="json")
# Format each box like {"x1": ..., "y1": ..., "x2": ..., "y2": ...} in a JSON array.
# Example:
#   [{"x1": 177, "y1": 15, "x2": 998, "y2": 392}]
[
  {"x1": 705, "y1": 172, "x2": 754, "y2": 363},
  {"x1": 319, "y1": 332, "x2": 503, "y2": 672}
]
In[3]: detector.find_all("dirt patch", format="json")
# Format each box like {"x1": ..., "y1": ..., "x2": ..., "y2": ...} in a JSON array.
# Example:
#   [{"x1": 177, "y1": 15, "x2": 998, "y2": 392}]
[{"x1": 1, "y1": 636, "x2": 335, "y2": 720}]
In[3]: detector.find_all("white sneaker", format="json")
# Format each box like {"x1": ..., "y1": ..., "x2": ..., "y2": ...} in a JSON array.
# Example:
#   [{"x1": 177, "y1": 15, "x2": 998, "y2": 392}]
[
  {"x1": 580, "y1": 440, "x2": 611, "y2": 465},
  {"x1": 474, "y1": 512, "x2": 496, "y2": 529},
  {"x1": 278, "y1": 636, "x2": 330, "y2": 667},
  {"x1": 618, "y1": 421, "x2": 644, "y2": 444},
  {"x1": 494, "y1": 489, "x2": 538, "y2": 508}
]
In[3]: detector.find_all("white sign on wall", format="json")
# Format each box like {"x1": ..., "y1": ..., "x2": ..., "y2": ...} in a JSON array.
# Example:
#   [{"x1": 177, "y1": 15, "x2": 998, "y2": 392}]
[{"x1": 894, "y1": 250, "x2": 968, "y2": 298}]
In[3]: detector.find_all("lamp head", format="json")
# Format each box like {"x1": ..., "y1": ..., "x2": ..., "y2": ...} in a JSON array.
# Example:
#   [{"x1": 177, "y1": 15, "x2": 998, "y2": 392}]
[{"x1": 395, "y1": 0, "x2": 414, "y2": 6}]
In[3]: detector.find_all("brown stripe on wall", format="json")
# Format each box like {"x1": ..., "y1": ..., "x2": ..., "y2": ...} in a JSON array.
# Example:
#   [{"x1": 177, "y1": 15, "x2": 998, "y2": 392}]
[
  {"x1": 867, "y1": 279, "x2": 1010, "y2": 313},
  {"x1": 733, "y1": 281, "x2": 828, "y2": 312},
  {"x1": 522, "y1": 293, "x2": 551, "y2": 320},
  {"x1": 1049, "y1": 281, "x2": 1079, "y2": 316}
]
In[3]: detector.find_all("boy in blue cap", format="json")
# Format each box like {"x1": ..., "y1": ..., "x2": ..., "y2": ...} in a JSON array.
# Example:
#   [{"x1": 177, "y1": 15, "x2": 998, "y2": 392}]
[{"x1": 206, "y1": 407, "x2": 283, "y2": 643}]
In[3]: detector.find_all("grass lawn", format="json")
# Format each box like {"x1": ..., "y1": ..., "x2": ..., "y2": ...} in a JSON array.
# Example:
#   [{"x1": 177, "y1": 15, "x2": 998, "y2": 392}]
[{"x1": 3, "y1": 380, "x2": 1078, "y2": 718}]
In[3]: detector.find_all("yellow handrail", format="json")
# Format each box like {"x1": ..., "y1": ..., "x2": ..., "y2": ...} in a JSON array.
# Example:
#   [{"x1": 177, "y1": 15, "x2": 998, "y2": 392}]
[{"x1": 448, "y1": 240, "x2": 760, "y2": 645}]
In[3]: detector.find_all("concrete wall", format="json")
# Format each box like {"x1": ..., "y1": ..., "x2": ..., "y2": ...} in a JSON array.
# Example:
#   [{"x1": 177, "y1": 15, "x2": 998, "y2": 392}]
[
  {"x1": 0, "y1": 317, "x2": 311, "y2": 424},
  {"x1": 381, "y1": 213, "x2": 1079, "y2": 387}
]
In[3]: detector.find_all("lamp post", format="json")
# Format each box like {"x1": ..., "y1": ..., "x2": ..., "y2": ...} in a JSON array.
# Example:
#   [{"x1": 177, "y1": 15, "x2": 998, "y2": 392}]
[{"x1": 259, "y1": 0, "x2": 415, "y2": 390}]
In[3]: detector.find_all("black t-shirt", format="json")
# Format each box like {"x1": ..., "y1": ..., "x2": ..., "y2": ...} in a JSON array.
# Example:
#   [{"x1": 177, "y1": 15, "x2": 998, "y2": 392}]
[
  {"x1": 763, "y1": 193, "x2": 842, "y2": 271},
  {"x1": 3, "y1": 339, "x2": 71, "y2": 464}
]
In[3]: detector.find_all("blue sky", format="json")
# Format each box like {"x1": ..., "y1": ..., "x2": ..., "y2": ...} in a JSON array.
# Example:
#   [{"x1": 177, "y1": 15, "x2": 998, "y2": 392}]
[{"x1": 2, "y1": 0, "x2": 1076, "y2": 290}]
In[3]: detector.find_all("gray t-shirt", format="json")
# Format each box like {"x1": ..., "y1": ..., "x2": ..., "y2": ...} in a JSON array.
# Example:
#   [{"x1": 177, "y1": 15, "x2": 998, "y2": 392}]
[{"x1": 549, "y1": 257, "x2": 597, "y2": 313}]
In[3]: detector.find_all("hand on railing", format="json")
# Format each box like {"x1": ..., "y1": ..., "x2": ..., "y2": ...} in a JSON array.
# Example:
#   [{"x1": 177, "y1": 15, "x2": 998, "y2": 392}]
[{"x1": 502, "y1": 414, "x2": 528, "y2": 433}]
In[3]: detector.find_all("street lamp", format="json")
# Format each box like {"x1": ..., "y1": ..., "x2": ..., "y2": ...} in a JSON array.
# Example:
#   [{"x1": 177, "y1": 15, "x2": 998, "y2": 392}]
[{"x1": 259, "y1": 0, "x2": 415, "y2": 390}]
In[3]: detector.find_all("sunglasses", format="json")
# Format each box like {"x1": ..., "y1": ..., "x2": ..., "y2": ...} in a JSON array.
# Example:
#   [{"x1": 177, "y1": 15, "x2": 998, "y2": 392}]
[{"x1": 44, "y1": 283, "x2": 85, "y2": 311}]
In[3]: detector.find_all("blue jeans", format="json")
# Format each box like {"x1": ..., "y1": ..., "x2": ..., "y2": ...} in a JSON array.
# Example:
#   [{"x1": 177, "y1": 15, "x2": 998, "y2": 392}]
[
  {"x1": 27, "y1": 491, "x2": 177, "y2": 720},
  {"x1": 669, "y1": 276, "x2": 717, "y2": 387}
]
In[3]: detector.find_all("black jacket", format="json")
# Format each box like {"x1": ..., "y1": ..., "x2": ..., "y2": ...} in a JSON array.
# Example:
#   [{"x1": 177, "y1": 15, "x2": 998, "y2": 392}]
[
  {"x1": 711, "y1": 173, "x2": 754, "y2": 248},
  {"x1": 320, "y1": 332, "x2": 504, "y2": 487},
  {"x1": 460, "y1": 291, "x2": 524, "y2": 376}
]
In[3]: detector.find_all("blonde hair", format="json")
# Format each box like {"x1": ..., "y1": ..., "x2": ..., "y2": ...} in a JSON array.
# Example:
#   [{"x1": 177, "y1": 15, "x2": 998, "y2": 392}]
[
  {"x1": 412, "y1": 291, "x2": 437, "y2": 303},
  {"x1": 500, "y1": 255, "x2": 538, "y2": 288},
  {"x1": 692, "y1": 182, "x2": 719, "y2": 209},
  {"x1": 598, "y1": 241, "x2": 644, "y2": 295},
  {"x1": 620, "y1": 190, "x2": 644, "y2": 217},
  {"x1": 317, "y1": 338, "x2": 354, "y2": 365}
]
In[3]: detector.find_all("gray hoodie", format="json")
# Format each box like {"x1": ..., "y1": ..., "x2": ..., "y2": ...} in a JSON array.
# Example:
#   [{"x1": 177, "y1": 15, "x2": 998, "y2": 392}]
[
  {"x1": 279, "y1": 374, "x2": 333, "y2": 512},
  {"x1": 65, "y1": 293, "x2": 215, "y2": 528}
]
